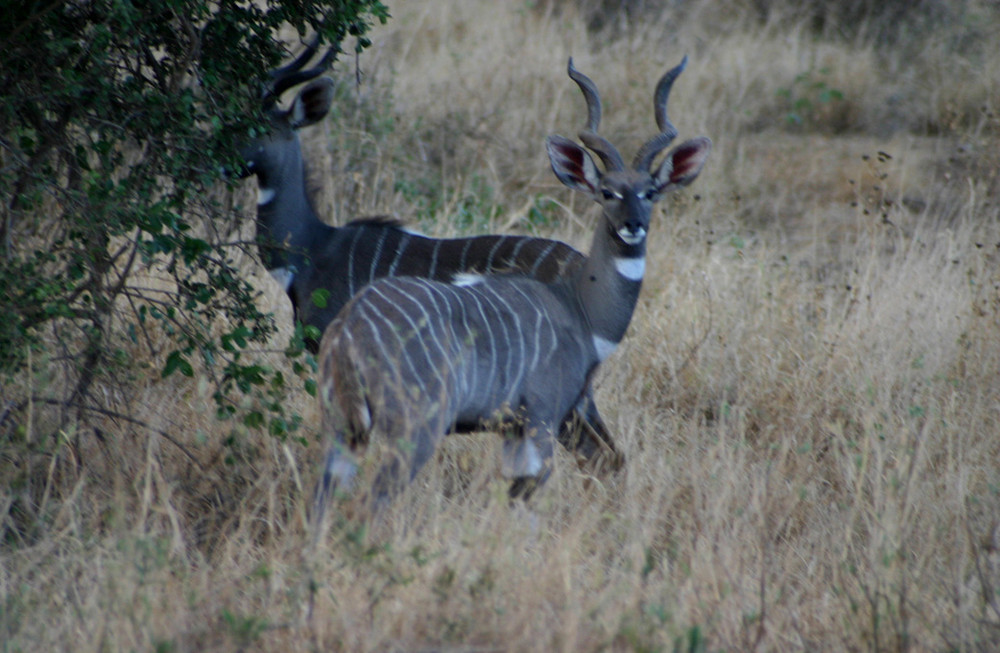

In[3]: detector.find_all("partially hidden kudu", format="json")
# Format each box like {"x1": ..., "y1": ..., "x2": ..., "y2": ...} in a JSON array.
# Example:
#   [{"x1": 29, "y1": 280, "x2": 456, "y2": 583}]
[
  {"x1": 313, "y1": 56, "x2": 711, "y2": 521},
  {"x1": 239, "y1": 40, "x2": 619, "y2": 469}
]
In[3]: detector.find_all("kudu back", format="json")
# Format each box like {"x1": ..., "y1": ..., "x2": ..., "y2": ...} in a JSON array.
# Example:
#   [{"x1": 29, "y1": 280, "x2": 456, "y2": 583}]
[
  {"x1": 239, "y1": 40, "x2": 617, "y2": 469},
  {"x1": 314, "y1": 56, "x2": 711, "y2": 522}
]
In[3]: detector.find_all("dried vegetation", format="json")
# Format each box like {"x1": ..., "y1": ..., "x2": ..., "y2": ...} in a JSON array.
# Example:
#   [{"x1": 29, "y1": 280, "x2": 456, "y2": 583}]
[{"x1": 4, "y1": 0, "x2": 1000, "y2": 650}]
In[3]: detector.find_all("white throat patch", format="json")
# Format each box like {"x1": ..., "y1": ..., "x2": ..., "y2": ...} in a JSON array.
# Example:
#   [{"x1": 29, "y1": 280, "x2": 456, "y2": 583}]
[
  {"x1": 592, "y1": 334, "x2": 618, "y2": 361},
  {"x1": 613, "y1": 256, "x2": 646, "y2": 281},
  {"x1": 257, "y1": 187, "x2": 276, "y2": 205},
  {"x1": 268, "y1": 266, "x2": 295, "y2": 292}
]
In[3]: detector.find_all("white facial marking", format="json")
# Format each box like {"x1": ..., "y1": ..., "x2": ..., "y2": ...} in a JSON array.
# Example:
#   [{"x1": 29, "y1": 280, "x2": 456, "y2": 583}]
[
  {"x1": 613, "y1": 256, "x2": 646, "y2": 281},
  {"x1": 617, "y1": 226, "x2": 646, "y2": 246},
  {"x1": 592, "y1": 334, "x2": 618, "y2": 361},
  {"x1": 451, "y1": 272, "x2": 485, "y2": 287},
  {"x1": 268, "y1": 266, "x2": 295, "y2": 292},
  {"x1": 291, "y1": 101, "x2": 307, "y2": 127},
  {"x1": 257, "y1": 186, "x2": 276, "y2": 205}
]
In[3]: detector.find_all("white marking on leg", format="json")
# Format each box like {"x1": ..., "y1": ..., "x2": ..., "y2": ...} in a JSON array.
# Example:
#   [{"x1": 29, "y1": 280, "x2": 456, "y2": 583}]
[
  {"x1": 502, "y1": 437, "x2": 543, "y2": 478},
  {"x1": 325, "y1": 453, "x2": 358, "y2": 491},
  {"x1": 613, "y1": 256, "x2": 646, "y2": 281}
]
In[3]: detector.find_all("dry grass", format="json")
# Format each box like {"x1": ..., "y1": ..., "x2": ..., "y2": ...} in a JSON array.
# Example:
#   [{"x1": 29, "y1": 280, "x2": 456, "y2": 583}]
[{"x1": 4, "y1": 0, "x2": 1000, "y2": 650}]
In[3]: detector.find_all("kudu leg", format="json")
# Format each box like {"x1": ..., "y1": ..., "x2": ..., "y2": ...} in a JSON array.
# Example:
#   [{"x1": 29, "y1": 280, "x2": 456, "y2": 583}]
[
  {"x1": 503, "y1": 424, "x2": 555, "y2": 502},
  {"x1": 558, "y1": 387, "x2": 624, "y2": 473},
  {"x1": 310, "y1": 440, "x2": 359, "y2": 540}
]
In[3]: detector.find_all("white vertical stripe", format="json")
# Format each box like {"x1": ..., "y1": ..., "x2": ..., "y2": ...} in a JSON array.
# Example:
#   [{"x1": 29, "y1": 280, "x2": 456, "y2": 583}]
[
  {"x1": 508, "y1": 282, "x2": 542, "y2": 375},
  {"x1": 488, "y1": 282, "x2": 527, "y2": 401},
  {"x1": 530, "y1": 241, "x2": 558, "y2": 276},
  {"x1": 388, "y1": 232, "x2": 410, "y2": 276},
  {"x1": 459, "y1": 238, "x2": 473, "y2": 269},
  {"x1": 428, "y1": 239, "x2": 442, "y2": 279},
  {"x1": 464, "y1": 288, "x2": 498, "y2": 401},
  {"x1": 369, "y1": 228, "x2": 388, "y2": 282},
  {"x1": 362, "y1": 287, "x2": 429, "y2": 397},
  {"x1": 486, "y1": 236, "x2": 507, "y2": 269},
  {"x1": 477, "y1": 284, "x2": 514, "y2": 394}
]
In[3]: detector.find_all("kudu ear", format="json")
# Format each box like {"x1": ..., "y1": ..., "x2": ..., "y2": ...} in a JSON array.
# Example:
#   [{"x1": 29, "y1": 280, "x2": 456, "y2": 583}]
[
  {"x1": 288, "y1": 77, "x2": 336, "y2": 129},
  {"x1": 547, "y1": 135, "x2": 601, "y2": 194},
  {"x1": 652, "y1": 136, "x2": 712, "y2": 194}
]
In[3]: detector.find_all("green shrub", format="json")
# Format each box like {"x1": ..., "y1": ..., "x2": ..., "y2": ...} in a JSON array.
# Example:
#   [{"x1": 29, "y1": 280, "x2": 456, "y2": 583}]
[{"x1": 0, "y1": 1, "x2": 388, "y2": 494}]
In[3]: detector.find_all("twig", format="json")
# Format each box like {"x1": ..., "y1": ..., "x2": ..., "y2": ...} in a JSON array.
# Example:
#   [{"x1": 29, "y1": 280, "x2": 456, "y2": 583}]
[{"x1": 22, "y1": 397, "x2": 207, "y2": 471}]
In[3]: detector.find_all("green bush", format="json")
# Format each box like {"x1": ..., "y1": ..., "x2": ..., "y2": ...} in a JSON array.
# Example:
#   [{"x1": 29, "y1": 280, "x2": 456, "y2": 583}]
[{"x1": 0, "y1": 3, "x2": 387, "y2": 455}]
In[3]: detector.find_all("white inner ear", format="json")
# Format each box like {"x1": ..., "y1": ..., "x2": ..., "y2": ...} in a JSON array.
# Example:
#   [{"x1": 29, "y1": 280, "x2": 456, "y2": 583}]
[{"x1": 290, "y1": 97, "x2": 308, "y2": 128}]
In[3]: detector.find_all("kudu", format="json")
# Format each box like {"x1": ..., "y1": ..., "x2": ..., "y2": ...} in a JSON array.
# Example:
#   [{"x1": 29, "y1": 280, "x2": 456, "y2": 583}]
[
  {"x1": 314, "y1": 56, "x2": 711, "y2": 520},
  {"x1": 239, "y1": 40, "x2": 618, "y2": 469}
]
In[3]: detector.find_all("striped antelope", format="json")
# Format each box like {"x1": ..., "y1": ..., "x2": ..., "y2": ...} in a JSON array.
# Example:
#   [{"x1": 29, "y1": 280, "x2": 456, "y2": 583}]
[
  {"x1": 239, "y1": 40, "x2": 620, "y2": 468},
  {"x1": 314, "y1": 56, "x2": 711, "y2": 518}
]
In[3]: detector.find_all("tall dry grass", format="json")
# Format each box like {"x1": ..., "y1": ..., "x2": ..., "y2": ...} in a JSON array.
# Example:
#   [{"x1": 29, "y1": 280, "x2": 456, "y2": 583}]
[{"x1": 3, "y1": 0, "x2": 1000, "y2": 650}]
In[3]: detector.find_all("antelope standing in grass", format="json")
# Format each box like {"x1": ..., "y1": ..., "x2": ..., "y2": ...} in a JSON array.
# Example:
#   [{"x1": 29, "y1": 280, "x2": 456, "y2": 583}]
[
  {"x1": 239, "y1": 40, "x2": 618, "y2": 469},
  {"x1": 314, "y1": 56, "x2": 711, "y2": 520}
]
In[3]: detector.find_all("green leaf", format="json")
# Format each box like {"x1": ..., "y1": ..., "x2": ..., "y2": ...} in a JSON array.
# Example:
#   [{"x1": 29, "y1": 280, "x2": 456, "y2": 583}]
[
  {"x1": 163, "y1": 351, "x2": 194, "y2": 378},
  {"x1": 311, "y1": 288, "x2": 331, "y2": 308}
]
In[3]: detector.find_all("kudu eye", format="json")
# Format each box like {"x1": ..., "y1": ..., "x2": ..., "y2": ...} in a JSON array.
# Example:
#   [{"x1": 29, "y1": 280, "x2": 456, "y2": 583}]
[{"x1": 601, "y1": 189, "x2": 622, "y2": 201}]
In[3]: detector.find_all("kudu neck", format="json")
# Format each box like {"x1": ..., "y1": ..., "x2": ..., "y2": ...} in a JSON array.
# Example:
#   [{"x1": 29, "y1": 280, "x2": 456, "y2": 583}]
[
  {"x1": 573, "y1": 217, "x2": 645, "y2": 359},
  {"x1": 253, "y1": 139, "x2": 334, "y2": 273}
]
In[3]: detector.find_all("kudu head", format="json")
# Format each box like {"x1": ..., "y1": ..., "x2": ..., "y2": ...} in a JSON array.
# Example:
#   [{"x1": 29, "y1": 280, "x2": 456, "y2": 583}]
[
  {"x1": 238, "y1": 39, "x2": 337, "y2": 188},
  {"x1": 546, "y1": 57, "x2": 711, "y2": 254}
]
